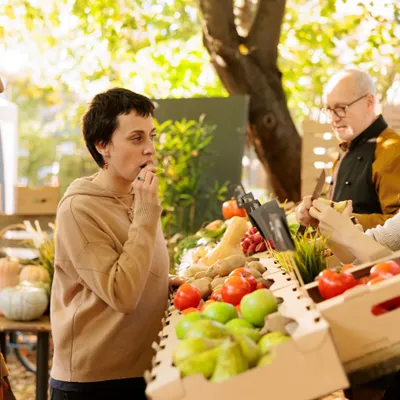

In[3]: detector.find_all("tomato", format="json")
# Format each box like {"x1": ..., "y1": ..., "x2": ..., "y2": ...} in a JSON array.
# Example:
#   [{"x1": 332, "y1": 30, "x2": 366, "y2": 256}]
[
  {"x1": 181, "y1": 307, "x2": 200, "y2": 315},
  {"x1": 229, "y1": 268, "x2": 257, "y2": 291},
  {"x1": 367, "y1": 274, "x2": 393, "y2": 286},
  {"x1": 221, "y1": 276, "x2": 251, "y2": 305},
  {"x1": 318, "y1": 269, "x2": 357, "y2": 300},
  {"x1": 371, "y1": 304, "x2": 388, "y2": 316},
  {"x1": 370, "y1": 261, "x2": 400, "y2": 279},
  {"x1": 256, "y1": 282, "x2": 267, "y2": 290},
  {"x1": 356, "y1": 276, "x2": 370, "y2": 286},
  {"x1": 342, "y1": 264, "x2": 356, "y2": 271},
  {"x1": 173, "y1": 284, "x2": 201, "y2": 311},
  {"x1": 222, "y1": 198, "x2": 247, "y2": 220},
  {"x1": 211, "y1": 288, "x2": 222, "y2": 302},
  {"x1": 371, "y1": 296, "x2": 400, "y2": 315},
  {"x1": 200, "y1": 299, "x2": 216, "y2": 311}
]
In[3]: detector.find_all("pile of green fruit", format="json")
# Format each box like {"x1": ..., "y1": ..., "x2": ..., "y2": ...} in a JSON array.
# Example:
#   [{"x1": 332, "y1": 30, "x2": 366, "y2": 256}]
[{"x1": 172, "y1": 289, "x2": 290, "y2": 382}]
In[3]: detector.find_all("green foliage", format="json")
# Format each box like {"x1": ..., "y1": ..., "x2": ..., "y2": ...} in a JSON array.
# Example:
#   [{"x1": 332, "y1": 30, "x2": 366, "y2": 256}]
[
  {"x1": 272, "y1": 231, "x2": 327, "y2": 284},
  {"x1": 2, "y1": 0, "x2": 400, "y2": 231},
  {"x1": 280, "y1": 0, "x2": 400, "y2": 121},
  {"x1": 155, "y1": 117, "x2": 229, "y2": 239}
]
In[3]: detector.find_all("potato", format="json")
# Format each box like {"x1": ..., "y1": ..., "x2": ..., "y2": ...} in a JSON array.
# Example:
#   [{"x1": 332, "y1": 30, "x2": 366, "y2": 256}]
[
  {"x1": 187, "y1": 264, "x2": 209, "y2": 276},
  {"x1": 246, "y1": 257, "x2": 260, "y2": 263},
  {"x1": 247, "y1": 261, "x2": 267, "y2": 274},
  {"x1": 190, "y1": 278, "x2": 213, "y2": 299},
  {"x1": 211, "y1": 276, "x2": 228, "y2": 290},
  {"x1": 213, "y1": 284, "x2": 223, "y2": 292},
  {"x1": 206, "y1": 254, "x2": 247, "y2": 278},
  {"x1": 247, "y1": 267, "x2": 262, "y2": 279},
  {"x1": 194, "y1": 271, "x2": 207, "y2": 279}
]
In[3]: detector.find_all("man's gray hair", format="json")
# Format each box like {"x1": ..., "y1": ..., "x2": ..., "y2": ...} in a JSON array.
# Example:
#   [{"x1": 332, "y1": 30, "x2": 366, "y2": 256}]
[{"x1": 323, "y1": 68, "x2": 376, "y2": 100}]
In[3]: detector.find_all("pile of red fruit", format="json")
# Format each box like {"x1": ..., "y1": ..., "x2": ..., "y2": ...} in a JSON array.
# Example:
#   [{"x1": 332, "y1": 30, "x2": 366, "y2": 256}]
[{"x1": 240, "y1": 227, "x2": 275, "y2": 256}]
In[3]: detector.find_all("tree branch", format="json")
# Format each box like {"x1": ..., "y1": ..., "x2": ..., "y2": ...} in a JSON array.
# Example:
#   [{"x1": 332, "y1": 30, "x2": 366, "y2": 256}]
[
  {"x1": 198, "y1": 0, "x2": 241, "y2": 60},
  {"x1": 246, "y1": 0, "x2": 286, "y2": 69}
]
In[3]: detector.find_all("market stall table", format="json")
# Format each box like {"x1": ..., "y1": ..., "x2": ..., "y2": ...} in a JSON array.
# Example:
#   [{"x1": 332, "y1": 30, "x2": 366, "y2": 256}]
[{"x1": 0, "y1": 315, "x2": 51, "y2": 400}]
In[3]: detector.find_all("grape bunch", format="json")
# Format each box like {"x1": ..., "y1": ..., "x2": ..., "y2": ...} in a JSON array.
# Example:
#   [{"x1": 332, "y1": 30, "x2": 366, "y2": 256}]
[{"x1": 240, "y1": 227, "x2": 275, "y2": 256}]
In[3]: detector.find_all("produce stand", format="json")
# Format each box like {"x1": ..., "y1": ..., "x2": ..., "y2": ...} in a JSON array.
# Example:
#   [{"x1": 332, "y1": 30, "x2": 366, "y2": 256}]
[
  {"x1": 147, "y1": 244, "x2": 400, "y2": 400},
  {"x1": 146, "y1": 256, "x2": 349, "y2": 400}
]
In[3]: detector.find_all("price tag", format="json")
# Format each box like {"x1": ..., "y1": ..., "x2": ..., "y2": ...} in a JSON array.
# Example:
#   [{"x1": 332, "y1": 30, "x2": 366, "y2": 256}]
[
  {"x1": 230, "y1": 183, "x2": 247, "y2": 208},
  {"x1": 249, "y1": 200, "x2": 295, "y2": 252},
  {"x1": 242, "y1": 199, "x2": 261, "y2": 227}
]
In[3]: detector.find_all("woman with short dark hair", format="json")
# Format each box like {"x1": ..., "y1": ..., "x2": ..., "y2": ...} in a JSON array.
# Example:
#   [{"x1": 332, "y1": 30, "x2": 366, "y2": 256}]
[{"x1": 50, "y1": 88, "x2": 169, "y2": 399}]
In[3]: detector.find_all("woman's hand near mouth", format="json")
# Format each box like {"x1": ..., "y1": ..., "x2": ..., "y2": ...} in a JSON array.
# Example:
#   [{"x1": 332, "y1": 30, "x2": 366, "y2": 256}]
[{"x1": 133, "y1": 164, "x2": 159, "y2": 205}]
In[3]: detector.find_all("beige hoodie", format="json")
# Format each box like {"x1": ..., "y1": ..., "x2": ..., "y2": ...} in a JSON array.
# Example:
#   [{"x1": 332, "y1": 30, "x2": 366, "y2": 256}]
[{"x1": 50, "y1": 174, "x2": 169, "y2": 382}]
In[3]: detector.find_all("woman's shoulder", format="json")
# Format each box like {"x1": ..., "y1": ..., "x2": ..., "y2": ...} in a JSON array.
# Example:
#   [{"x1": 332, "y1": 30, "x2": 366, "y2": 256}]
[{"x1": 57, "y1": 193, "x2": 105, "y2": 219}]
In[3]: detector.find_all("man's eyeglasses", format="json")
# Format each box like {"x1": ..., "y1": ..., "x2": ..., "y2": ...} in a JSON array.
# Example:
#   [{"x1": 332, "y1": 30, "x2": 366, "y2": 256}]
[{"x1": 320, "y1": 94, "x2": 369, "y2": 119}]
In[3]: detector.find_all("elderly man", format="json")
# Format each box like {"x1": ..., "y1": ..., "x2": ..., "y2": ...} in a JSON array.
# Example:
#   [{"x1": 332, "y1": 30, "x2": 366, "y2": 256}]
[{"x1": 297, "y1": 68, "x2": 400, "y2": 230}]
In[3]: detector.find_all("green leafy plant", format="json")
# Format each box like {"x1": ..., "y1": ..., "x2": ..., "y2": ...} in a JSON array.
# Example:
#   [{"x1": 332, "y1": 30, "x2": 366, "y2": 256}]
[
  {"x1": 272, "y1": 231, "x2": 327, "y2": 284},
  {"x1": 155, "y1": 116, "x2": 229, "y2": 239}
]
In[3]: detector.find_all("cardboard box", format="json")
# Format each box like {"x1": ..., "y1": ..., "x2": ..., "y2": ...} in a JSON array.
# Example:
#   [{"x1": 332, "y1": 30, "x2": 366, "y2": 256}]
[
  {"x1": 146, "y1": 265, "x2": 349, "y2": 400},
  {"x1": 304, "y1": 251, "x2": 400, "y2": 373},
  {"x1": 14, "y1": 185, "x2": 60, "y2": 215}
]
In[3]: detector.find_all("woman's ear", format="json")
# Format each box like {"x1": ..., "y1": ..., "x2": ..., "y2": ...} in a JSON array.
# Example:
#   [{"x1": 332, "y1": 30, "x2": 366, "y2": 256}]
[{"x1": 95, "y1": 142, "x2": 110, "y2": 158}]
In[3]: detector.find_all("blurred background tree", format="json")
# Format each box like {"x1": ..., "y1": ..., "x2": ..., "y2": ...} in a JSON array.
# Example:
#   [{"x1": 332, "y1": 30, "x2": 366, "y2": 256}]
[{"x1": 1, "y1": 0, "x2": 399, "y2": 198}]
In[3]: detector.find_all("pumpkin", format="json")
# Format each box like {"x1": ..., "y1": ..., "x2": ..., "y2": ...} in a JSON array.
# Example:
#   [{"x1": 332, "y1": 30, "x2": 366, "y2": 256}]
[
  {"x1": 222, "y1": 198, "x2": 247, "y2": 220},
  {"x1": 0, "y1": 257, "x2": 21, "y2": 291},
  {"x1": 0, "y1": 283, "x2": 48, "y2": 321},
  {"x1": 19, "y1": 265, "x2": 50, "y2": 284}
]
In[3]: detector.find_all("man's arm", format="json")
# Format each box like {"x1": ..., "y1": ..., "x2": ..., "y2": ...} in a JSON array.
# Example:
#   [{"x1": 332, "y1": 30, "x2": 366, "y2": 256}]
[{"x1": 354, "y1": 135, "x2": 400, "y2": 230}]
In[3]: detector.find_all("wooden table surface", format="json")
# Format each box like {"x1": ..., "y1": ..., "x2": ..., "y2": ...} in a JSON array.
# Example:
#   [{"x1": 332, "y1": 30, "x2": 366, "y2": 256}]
[{"x1": 0, "y1": 315, "x2": 51, "y2": 332}]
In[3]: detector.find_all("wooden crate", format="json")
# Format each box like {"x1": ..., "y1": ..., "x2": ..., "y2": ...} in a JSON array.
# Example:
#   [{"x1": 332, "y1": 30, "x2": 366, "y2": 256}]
[{"x1": 14, "y1": 185, "x2": 60, "y2": 215}]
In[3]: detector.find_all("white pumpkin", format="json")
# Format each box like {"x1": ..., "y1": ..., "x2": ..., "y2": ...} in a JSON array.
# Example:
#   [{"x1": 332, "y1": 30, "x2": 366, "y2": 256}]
[{"x1": 0, "y1": 284, "x2": 48, "y2": 321}]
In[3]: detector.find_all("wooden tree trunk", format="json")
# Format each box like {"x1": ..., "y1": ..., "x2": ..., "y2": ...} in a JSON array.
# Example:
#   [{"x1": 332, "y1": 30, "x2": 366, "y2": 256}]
[{"x1": 199, "y1": 0, "x2": 301, "y2": 201}]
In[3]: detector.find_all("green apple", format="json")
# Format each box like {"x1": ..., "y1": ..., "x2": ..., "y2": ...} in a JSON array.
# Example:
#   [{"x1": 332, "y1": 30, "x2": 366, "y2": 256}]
[
  {"x1": 240, "y1": 289, "x2": 278, "y2": 327},
  {"x1": 225, "y1": 318, "x2": 254, "y2": 329},
  {"x1": 176, "y1": 312, "x2": 208, "y2": 340},
  {"x1": 258, "y1": 331, "x2": 290, "y2": 355},
  {"x1": 202, "y1": 302, "x2": 238, "y2": 324}
]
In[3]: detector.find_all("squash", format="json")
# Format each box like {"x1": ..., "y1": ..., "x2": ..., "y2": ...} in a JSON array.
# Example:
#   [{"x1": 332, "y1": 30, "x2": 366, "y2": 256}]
[
  {"x1": 0, "y1": 283, "x2": 48, "y2": 321},
  {"x1": 0, "y1": 257, "x2": 21, "y2": 291},
  {"x1": 19, "y1": 265, "x2": 50, "y2": 284},
  {"x1": 201, "y1": 216, "x2": 249, "y2": 266}
]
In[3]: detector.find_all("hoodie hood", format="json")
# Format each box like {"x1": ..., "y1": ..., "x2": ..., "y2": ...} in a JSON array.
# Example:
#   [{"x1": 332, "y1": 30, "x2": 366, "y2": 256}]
[{"x1": 59, "y1": 173, "x2": 133, "y2": 210}]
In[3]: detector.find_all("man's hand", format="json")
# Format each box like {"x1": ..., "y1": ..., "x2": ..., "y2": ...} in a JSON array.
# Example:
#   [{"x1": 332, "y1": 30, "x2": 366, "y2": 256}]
[
  {"x1": 309, "y1": 199, "x2": 355, "y2": 245},
  {"x1": 295, "y1": 195, "x2": 319, "y2": 227}
]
